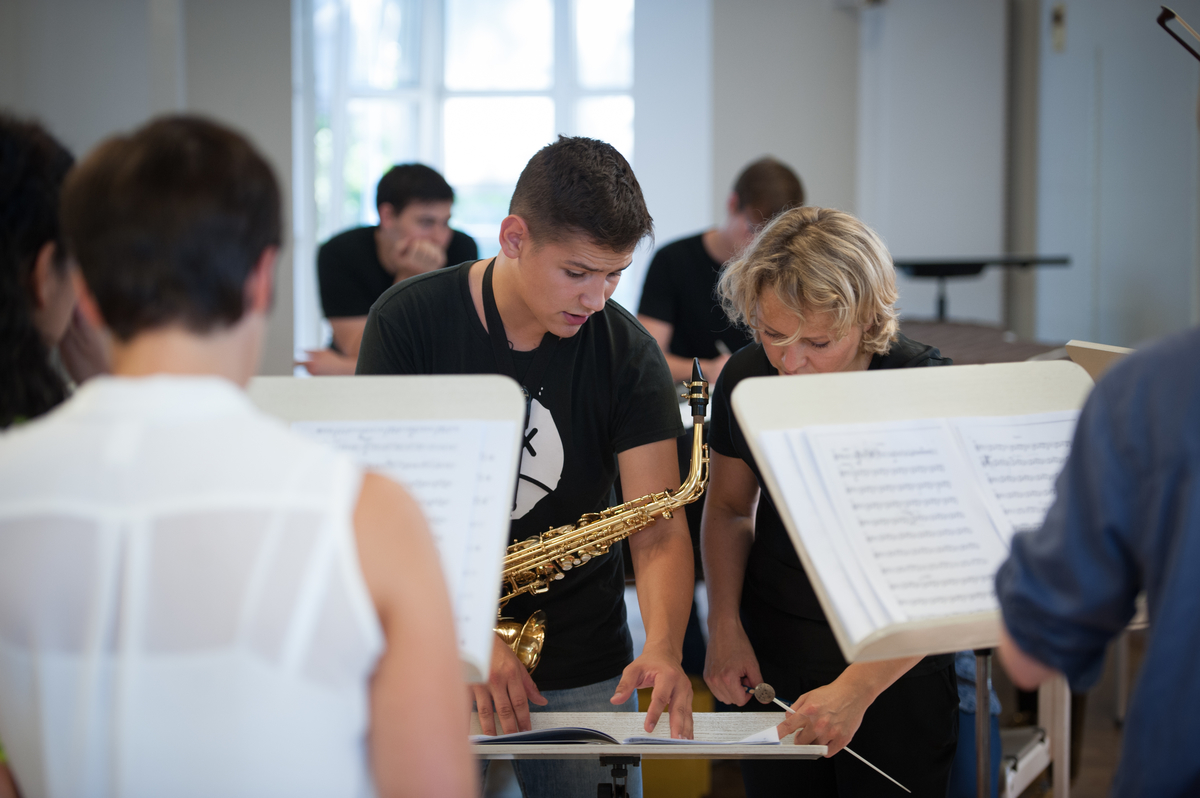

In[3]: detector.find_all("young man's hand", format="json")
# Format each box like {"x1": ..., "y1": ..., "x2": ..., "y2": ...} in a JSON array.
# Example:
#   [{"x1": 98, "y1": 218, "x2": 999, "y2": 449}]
[
  {"x1": 295, "y1": 348, "x2": 357, "y2": 375},
  {"x1": 384, "y1": 236, "x2": 446, "y2": 281},
  {"x1": 471, "y1": 634, "x2": 548, "y2": 736},
  {"x1": 610, "y1": 647, "x2": 694, "y2": 739}
]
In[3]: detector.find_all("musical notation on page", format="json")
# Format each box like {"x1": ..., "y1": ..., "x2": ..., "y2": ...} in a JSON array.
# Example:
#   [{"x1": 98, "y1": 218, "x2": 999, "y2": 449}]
[
  {"x1": 757, "y1": 411, "x2": 1080, "y2": 643},
  {"x1": 803, "y1": 420, "x2": 1010, "y2": 621},
  {"x1": 292, "y1": 418, "x2": 517, "y2": 672},
  {"x1": 952, "y1": 411, "x2": 1079, "y2": 539}
]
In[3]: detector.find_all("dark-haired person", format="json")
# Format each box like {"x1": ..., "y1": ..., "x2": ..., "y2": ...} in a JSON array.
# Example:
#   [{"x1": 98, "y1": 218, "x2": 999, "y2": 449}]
[
  {"x1": 0, "y1": 113, "x2": 106, "y2": 430},
  {"x1": 637, "y1": 157, "x2": 803, "y2": 384},
  {"x1": 358, "y1": 136, "x2": 695, "y2": 798},
  {"x1": 301, "y1": 163, "x2": 478, "y2": 374},
  {"x1": 0, "y1": 117, "x2": 476, "y2": 798},
  {"x1": 636, "y1": 158, "x2": 804, "y2": 649},
  {"x1": 703, "y1": 207, "x2": 958, "y2": 797}
]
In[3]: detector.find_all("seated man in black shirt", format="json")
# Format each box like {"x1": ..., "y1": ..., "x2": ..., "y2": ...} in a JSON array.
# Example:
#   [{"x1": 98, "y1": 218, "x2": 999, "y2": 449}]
[
  {"x1": 637, "y1": 157, "x2": 803, "y2": 383},
  {"x1": 300, "y1": 163, "x2": 477, "y2": 374},
  {"x1": 358, "y1": 136, "x2": 695, "y2": 798}
]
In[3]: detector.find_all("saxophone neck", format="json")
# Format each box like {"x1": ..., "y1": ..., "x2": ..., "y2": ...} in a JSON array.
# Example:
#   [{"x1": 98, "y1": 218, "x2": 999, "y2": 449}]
[{"x1": 674, "y1": 358, "x2": 710, "y2": 500}]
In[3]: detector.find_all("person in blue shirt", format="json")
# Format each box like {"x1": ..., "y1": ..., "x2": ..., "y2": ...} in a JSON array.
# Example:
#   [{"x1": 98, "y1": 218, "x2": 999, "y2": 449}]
[{"x1": 996, "y1": 326, "x2": 1200, "y2": 797}]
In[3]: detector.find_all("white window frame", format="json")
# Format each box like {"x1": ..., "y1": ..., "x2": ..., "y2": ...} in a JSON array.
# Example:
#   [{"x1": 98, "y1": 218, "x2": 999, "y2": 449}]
[{"x1": 292, "y1": 0, "x2": 634, "y2": 360}]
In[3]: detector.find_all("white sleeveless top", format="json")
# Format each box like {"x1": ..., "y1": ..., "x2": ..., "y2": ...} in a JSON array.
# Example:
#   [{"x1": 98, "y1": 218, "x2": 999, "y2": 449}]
[{"x1": 0, "y1": 377, "x2": 383, "y2": 798}]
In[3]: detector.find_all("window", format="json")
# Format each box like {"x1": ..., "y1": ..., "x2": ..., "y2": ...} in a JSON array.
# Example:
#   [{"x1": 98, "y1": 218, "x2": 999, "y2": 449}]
[{"x1": 294, "y1": 0, "x2": 635, "y2": 354}]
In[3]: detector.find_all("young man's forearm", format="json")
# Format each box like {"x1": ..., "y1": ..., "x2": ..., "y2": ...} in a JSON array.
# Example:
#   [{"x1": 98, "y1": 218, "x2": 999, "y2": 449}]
[{"x1": 630, "y1": 517, "x2": 694, "y2": 657}]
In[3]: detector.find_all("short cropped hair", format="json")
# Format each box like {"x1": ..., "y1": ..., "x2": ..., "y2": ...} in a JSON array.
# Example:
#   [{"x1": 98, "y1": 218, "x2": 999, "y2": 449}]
[
  {"x1": 509, "y1": 136, "x2": 653, "y2": 253},
  {"x1": 61, "y1": 116, "x2": 282, "y2": 342},
  {"x1": 376, "y1": 163, "x2": 454, "y2": 212},
  {"x1": 733, "y1": 158, "x2": 805, "y2": 224},
  {"x1": 718, "y1": 206, "x2": 899, "y2": 356}
]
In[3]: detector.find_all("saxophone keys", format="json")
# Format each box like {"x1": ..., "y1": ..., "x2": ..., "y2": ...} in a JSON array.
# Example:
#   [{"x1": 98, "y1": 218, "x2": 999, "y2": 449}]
[{"x1": 662, "y1": 510, "x2": 673, "y2": 519}]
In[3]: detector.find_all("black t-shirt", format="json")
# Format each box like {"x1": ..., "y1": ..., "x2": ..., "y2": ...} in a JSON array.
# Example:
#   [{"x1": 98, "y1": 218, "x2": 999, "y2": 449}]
[
  {"x1": 637, "y1": 234, "x2": 753, "y2": 359},
  {"x1": 357, "y1": 262, "x2": 685, "y2": 690},
  {"x1": 317, "y1": 225, "x2": 478, "y2": 319},
  {"x1": 708, "y1": 333, "x2": 956, "y2": 677}
]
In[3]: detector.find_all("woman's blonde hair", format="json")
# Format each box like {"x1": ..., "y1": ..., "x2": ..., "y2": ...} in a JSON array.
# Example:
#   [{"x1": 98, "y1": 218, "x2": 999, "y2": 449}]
[{"x1": 717, "y1": 206, "x2": 899, "y2": 355}]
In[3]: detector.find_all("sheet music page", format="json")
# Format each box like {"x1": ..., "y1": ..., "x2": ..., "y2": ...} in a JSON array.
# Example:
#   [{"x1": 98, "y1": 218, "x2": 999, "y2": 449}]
[
  {"x1": 292, "y1": 419, "x2": 517, "y2": 675},
  {"x1": 758, "y1": 432, "x2": 885, "y2": 645},
  {"x1": 801, "y1": 419, "x2": 1010, "y2": 622},
  {"x1": 950, "y1": 410, "x2": 1079, "y2": 542}
]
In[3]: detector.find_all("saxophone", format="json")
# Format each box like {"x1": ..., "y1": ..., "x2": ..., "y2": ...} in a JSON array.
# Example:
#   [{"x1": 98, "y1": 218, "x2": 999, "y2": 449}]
[{"x1": 494, "y1": 359, "x2": 710, "y2": 672}]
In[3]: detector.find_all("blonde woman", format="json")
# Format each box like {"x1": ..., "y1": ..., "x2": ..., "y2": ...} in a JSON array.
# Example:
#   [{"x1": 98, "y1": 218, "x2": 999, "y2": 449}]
[{"x1": 702, "y1": 207, "x2": 958, "y2": 797}]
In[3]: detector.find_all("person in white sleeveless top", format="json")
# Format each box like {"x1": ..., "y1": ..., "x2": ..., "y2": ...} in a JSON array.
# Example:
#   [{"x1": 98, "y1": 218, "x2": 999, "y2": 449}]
[{"x1": 0, "y1": 117, "x2": 477, "y2": 798}]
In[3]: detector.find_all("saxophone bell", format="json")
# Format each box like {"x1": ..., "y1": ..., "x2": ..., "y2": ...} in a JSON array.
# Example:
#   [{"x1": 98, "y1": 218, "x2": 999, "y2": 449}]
[{"x1": 494, "y1": 610, "x2": 547, "y2": 672}]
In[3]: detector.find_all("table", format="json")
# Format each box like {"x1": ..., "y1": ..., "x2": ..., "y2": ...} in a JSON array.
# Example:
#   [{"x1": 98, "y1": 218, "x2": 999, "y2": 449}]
[{"x1": 894, "y1": 255, "x2": 1070, "y2": 321}]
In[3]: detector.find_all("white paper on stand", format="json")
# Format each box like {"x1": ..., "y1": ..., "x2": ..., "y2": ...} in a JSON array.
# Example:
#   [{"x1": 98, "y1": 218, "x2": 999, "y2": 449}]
[{"x1": 293, "y1": 418, "x2": 516, "y2": 681}]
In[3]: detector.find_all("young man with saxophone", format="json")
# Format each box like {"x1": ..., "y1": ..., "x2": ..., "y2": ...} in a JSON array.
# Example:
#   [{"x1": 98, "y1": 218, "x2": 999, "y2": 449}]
[{"x1": 357, "y1": 136, "x2": 696, "y2": 797}]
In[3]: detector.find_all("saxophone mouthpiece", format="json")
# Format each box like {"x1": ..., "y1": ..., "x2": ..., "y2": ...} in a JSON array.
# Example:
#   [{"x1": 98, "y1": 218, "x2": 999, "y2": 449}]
[{"x1": 688, "y1": 358, "x2": 709, "y2": 420}]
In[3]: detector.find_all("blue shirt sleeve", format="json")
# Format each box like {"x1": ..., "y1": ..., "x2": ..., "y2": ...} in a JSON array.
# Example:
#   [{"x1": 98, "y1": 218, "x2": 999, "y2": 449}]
[{"x1": 995, "y1": 381, "x2": 1143, "y2": 692}]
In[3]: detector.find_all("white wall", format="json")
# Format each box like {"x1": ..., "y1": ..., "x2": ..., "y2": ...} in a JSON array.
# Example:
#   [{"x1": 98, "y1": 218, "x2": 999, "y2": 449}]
[
  {"x1": 185, "y1": 0, "x2": 294, "y2": 375},
  {"x1": 1035, "y1": 0, "x2": 1200, "y2": 347},
  {"x1": 0, "y1": 0, "x2": 154, "y2": 156},
  {"x1": 711, "y1": 0, "x2": 859, "y2": 218},
  {"x1": 856, "y1": 0, "x2": 1009, "y2": 325},
  {"x1": 617, "y1": 0, "x2": 713, "y2": 312},
  {"x1": 0, "y1": 0, "x2": 295, "y2": 375}
]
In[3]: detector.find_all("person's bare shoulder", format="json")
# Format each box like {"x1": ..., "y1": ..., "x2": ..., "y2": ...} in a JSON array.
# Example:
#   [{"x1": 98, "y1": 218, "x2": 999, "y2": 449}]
[{"x1": 352, "y1": 472, "x2": 439, "y2": 614}]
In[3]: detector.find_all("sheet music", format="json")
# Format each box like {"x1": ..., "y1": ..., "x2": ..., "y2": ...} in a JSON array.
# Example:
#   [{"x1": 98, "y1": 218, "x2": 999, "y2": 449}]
[
  {"x1": 758, "y1": 412, "x2": 1082, "y2": 644},
  {"x1": 951, "y1": 411, "x2": 1079, "y2": 541},
  {"x1": 292, "y1": 418, "x2": 517, "y2": 676},
  {"x1": 759, "y1": 433, "x2": 884, "y2": 644},
  {"x1": 801, "y1": 419, "x2": 1010, "y2": 622}
]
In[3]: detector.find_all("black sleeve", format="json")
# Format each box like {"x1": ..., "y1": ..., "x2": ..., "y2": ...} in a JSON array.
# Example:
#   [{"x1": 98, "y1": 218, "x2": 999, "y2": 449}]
[
  {"x1": 706, "y1": 362, "x2": 739, "y2": 458},
  {"x1": 446, "y1": 229, "x2": 478, "y2": 266},
  {"x1": 318, "y1": 233, "x2": 380, "y2": 319},
  {"x1": 636, "y1": 247, "x2": 678, "y2": 324},
  {"x1": 610, "y1": 333, "x2": 686, "y2": 454},
  {"x1": 356, "y1": 296, "x2": 422, "y2": 375}
]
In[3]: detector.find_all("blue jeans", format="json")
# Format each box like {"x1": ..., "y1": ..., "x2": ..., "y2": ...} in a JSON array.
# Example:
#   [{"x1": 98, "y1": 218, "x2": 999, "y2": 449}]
[
  {"x1": 481, "y1": 674, "x2": 642, "y2": 798},
  {"x1": 947, "y1": 710, "x2": 1001, "y2": 798}
]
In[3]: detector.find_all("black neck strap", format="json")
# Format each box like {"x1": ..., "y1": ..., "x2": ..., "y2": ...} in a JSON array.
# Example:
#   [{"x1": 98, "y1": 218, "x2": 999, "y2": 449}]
[{"x1": 482, "y1": 258, "x2": 560, "y2": 400}]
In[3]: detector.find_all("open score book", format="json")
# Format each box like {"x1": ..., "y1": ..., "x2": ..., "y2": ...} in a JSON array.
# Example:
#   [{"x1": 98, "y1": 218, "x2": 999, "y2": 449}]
[{"x1": 732, "y1": 361, "x2": 1094, "y2": 663}]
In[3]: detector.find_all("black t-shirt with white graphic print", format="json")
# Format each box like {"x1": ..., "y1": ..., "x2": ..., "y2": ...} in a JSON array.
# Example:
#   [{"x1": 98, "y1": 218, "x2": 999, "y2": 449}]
[{"x1": 357, "y1": 261, "x2": 685, "y2": 690}]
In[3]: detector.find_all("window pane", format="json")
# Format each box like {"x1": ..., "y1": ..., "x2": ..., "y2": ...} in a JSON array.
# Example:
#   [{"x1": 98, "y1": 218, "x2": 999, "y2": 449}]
[
  {"x1": 575, "y1": 0, "x2": 633, "y2": 90},
  {"x1": 343, "y1": 100, "x2": 419, "y2": 228},
  {"x1": 576, "y1": 95, "x2": 634, "y2": 166},
  {"x1": 445, "y1": 0, "x2": 553, "y2": 91},
  {"x1": 313, "y1": 0, "x2": 340, "y2": 241},
  {"x1": 444, "y1": 96, "x2": 555, "y2": 256},
  {"x1": 348, "y1": 0, "x2": 420, "y2": 89}
]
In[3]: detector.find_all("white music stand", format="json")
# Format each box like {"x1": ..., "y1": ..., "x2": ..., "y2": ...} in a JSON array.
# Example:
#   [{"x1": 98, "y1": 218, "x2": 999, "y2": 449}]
[{"x1": 731, "y1": 361, "x2": 1094, "y2": 798}]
